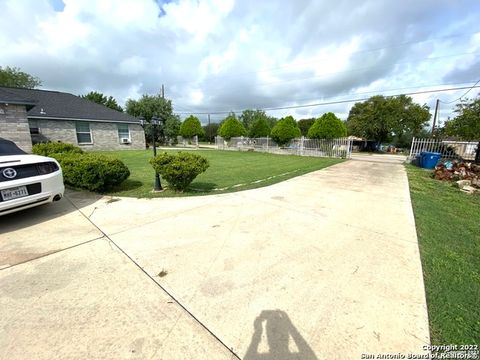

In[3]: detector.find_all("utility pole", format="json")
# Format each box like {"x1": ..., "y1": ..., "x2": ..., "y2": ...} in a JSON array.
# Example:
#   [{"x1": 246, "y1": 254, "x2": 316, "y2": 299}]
[
  {"x1": 431, "y1": 99, "x2": 439, "y2": 137},
  {"x1": 208, "y1": 114, "x2": 211, "y2": 143},
  {"x1": 160, "y1": 84, "x2": 165, "y2": 145}
]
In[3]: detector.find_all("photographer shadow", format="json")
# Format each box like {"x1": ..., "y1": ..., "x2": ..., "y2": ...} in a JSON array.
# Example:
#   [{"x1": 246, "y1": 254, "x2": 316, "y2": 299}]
[{"x1": 244, "y1": 310, "x2": 318, "y2": 360}]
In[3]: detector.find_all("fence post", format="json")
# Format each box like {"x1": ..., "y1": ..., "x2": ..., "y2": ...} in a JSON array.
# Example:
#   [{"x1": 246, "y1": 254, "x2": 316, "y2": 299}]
[
  {"x1": 409, "y1": 137, "x2": 416, "y2": 161},
  {"x1": 267, "y1": 136, "x2": 269, "y2": 153},
  {"x1": 300, "y1": 136, "x2": 304, "y2": 156},
  {"x1": 475, "y1": 141, "x2": 480, "y2": 164}
]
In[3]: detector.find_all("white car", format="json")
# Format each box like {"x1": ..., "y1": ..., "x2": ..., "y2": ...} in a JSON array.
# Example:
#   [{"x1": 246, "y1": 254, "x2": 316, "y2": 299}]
[{"x1": 0, "y1": 138, "x2": 64, "y2": 216}]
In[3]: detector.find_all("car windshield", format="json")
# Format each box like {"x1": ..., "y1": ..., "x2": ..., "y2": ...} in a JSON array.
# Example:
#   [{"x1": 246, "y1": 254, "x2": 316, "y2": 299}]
[{"x1": 0, "y1": 138, "x2": 27, "y2": 156}]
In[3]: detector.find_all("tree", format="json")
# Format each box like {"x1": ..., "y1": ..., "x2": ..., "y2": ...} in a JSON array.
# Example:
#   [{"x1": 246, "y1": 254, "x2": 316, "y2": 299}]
[
  {"x1": 180, "y1": 115, "x2": 204, "y2": 138},
  {"x1": 239, "y1": 109, "x2": 257, "y2": 130},
  {"x1": 442, "y1": 96, "x2": 480, "y2": 163},
  {"x1": 266, "y1": 115, "x2": 278, "y2": 129},
  {"x1": 126, "y1": 93, "x2": 173, "y2": 144},
  {"x1": 346, "y1": 95, "x2": 430, "y2": 145},
  {"x1": 270, "y1": 116, "x2": 301, "y2": 146},
  {"x1": 238, "y1": 109, "x2": 265, "y2": 130},
  {"x1": 126, "y1": 94, "x2": 172, "y2": 121},
  {"x1": 202, "y1": 123, "x2": 220, "y2": 143},
  {"x1": 164, "y1": 114, "x2": 181, "y2": 144},
  {"x1": 249, "y1": 117, "x2": 271, "y2": 138},
  {"x1": 81, "y1": 91, "x2": 123, "y2": 112},
  {"x1": 298, "y1": 118, "x2": 315, "y2": 136},
  {"x1": 443, "y1": 96, "x2": 480, "y2": 140},
  {"x1": 307, "y1": 112, "x2": 347, "y2": 139},
  {"x1": 218, "y1": 113, "x2": 247, "y2": 140},
  {"x1": 0, "y1": 66, "x2": 41, "y2": 88}
]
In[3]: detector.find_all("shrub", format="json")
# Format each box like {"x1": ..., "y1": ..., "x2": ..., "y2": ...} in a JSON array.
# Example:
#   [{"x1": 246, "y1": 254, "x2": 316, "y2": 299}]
[
  {"x1": 150, "y1": 152, "x2": 209, "y2": 192},
  {"x1": 180, "y1": 115, "x2": 204, "y2": 138},
  {"x1": 52, "y1": 153, "x2": 130, "y2": 192},
  {"x1": 307, "y1": 112, "x2": 347, "y2": 139},
  {"x1": 218, "y1": 113, "x2": 247, "y2": 140},
  {"x1": 270, "y1": 116, "x2": 301, "y2": 146},
  {"x1": 32, "y1": 142, "x2": 83, "y2": 156}
]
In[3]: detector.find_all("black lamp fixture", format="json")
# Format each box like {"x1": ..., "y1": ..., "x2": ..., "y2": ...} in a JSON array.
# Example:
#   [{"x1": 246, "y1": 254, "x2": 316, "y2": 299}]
[{"x1": 139, "y1": 116, "x2": 163, "y2": 192}]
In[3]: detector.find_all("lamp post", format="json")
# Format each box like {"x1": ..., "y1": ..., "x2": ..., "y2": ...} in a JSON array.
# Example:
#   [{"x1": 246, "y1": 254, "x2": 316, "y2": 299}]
[{"x1": 139, "y1": 116, "x2": 163, "y2": 192}]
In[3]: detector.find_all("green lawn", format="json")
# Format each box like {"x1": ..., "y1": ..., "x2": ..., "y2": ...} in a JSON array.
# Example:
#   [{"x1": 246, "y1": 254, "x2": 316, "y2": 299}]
[
  {"x1": 98, "y1": 149, "x2": 343, "y2": 198},
  {"x1": 406, "y1": 165, "x2": 480, "y2": 344}
]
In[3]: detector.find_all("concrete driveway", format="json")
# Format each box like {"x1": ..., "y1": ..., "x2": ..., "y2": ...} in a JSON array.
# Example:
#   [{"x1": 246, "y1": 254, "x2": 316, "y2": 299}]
[{"x1": 0, "y1": 157, "x2": 430, "y2": 359}]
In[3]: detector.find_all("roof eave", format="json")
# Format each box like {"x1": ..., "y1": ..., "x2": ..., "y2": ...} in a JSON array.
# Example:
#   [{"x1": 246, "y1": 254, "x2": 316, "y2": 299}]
[
  {"x1": 0, "y1": 99, "x2": 37, "y2": 106},
  {"x1": 27, "y1": 115, "x2": 140, "y2": 124}
]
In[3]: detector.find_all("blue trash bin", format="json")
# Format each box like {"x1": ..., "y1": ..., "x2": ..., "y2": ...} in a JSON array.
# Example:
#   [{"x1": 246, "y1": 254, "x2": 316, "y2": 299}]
[
  {"x1": 420, "y1": 152, "x2": 441, "y2": 169},
  {"x1": 414, "y1": 154, "x2": 422, "y2": 167}
]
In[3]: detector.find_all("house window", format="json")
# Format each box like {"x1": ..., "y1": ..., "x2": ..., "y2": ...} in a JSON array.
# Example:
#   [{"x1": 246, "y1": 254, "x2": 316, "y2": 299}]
[
  {"x1": 29, "y1": 119, "x2": 40, "y2": 134},
  {"x1": 76, "y1": 121, "x2": 92, "y2": 144},
  {"x1": 118, "y1": 124, "x2": 130, "y2": 143}
]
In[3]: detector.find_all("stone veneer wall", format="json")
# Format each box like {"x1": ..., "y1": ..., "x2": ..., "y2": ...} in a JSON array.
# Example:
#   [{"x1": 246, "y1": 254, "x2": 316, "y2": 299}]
[
  {"x1": 34, "y1": 119, "x2": 145, "y2": 151},
  {"x1": 0, "y1": 104, "x2": 32, "y2": 153},
  {"x1": 35, "y1": 119, "x2": 77, "y2": 144}
]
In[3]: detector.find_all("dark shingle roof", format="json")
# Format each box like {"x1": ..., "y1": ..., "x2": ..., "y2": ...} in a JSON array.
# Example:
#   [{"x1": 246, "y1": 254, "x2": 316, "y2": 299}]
[
  {"x1": 0, "y1": 86, "x2": 139, "y2": 124},
  {"x1": 0, "y1": 87, "x2": 37, "y2": 108}
]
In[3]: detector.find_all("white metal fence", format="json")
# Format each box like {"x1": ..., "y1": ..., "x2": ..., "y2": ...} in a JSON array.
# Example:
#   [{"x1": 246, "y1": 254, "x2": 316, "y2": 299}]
[
  {"x1": 408, "y1": 137, "x2": 479, "y2": 161},
  {"x1": 215, "y1": 136, "x2": 352, "y2": 158}
]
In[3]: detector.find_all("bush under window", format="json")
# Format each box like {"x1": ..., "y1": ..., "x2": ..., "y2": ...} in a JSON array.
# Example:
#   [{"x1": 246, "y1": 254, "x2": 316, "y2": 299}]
[
  {"x1": 52, "y1": 153, "x2": 130, "y2": 192},
  {"x1": 32, "y1": 142, "x2": 84, "y2": 156}
]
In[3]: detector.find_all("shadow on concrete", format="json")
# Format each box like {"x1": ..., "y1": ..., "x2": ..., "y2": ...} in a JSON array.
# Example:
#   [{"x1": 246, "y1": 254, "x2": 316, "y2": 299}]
[
  {"x1": 0, "y1": 189, "x2": 99, "y2": 235},
  {"x1": 244, "y1": 310, "x2": 318, "y2": 360},
  {"x1": 0, "y1": 189, "x2": 103, "y2": 269}
]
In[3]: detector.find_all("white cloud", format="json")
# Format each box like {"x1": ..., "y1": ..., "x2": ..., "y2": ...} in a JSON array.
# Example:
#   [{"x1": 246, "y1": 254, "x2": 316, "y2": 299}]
[{"x1": 0, "y1": 0, "x2": 479, "y2": 125}]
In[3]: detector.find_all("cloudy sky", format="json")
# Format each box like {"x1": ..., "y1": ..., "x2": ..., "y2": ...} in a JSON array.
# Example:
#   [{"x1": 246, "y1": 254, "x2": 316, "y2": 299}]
[{"x1": 1, "y1": 0, "x2": 479, "y2": 124}]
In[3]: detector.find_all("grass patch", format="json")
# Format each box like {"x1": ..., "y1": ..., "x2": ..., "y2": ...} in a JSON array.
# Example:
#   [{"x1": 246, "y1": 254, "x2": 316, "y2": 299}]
[
  {"x1": 406, "y1": 165, "x2": 480, "y2": 344},
  {"x1": 95, "y1": 149, "x2": 342, "y2": 197}
]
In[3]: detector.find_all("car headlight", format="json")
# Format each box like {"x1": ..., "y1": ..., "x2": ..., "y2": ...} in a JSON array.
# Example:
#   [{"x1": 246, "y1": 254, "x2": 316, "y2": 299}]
[{"x1": 37, "y1": 162, "x2": 59, "y2": 175}]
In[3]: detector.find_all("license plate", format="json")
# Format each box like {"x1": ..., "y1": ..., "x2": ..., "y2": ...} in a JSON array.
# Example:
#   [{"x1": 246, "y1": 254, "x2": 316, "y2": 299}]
[{"x1": 1, "y1": 186, "x2": 29, "y2": 201}]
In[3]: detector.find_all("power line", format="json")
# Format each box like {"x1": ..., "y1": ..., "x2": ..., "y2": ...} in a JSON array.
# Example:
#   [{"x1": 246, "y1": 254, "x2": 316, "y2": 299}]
[
  {"x1": 174, "y1": 84, "x2": 480, "y2": 115},
  {"x1": 438, "y1": 78, "x2": 480, "y2": 104},
  {"x1": 173, "y1": 80, "x2": 476, "y2": 114},
  {"x1": 254, "y1": 51, "x2": 479, "y2": 88},
  {"x1": 172, "y1": 31, "x2": 480, "y2": 87},
  {"x1": 278, "y1": 81, "x2": 478, "y2": 105},
  {"x1": 171, "y1": 50, "x2": 479, "y2": 94}
]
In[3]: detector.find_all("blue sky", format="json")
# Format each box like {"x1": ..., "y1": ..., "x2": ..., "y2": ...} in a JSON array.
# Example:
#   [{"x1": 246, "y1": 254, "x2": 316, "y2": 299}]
[
  {"x1": 1, "y1": 0, "x2": 479, "y2": 124},
  {"x1": 49, "y1": 0, "x2": 65, "y2": 11}
]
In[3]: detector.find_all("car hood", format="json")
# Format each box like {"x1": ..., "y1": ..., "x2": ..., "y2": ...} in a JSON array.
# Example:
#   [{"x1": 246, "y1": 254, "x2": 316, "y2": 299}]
[{"x1": 0, "y1": 154, "x2": 58, "y2": 166}]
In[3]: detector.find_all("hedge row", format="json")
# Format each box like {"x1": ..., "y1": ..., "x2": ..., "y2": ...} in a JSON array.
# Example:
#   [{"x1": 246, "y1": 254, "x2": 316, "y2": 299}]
[
  {"x1": 32, "y1": 142, "x2": 130, "y2": 192},
  {"x1": 32, "y1": 142, "x2": 84, "y2": 156}
]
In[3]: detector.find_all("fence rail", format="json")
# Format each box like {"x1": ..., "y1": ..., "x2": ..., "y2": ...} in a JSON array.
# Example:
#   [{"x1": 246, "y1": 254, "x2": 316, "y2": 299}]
[
  {"x1": 215, "y1": 136, "x2": 352, "y2": 158},
  {"x1": 408, "y1": 137, "x2": 479, "y2": 161}
]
